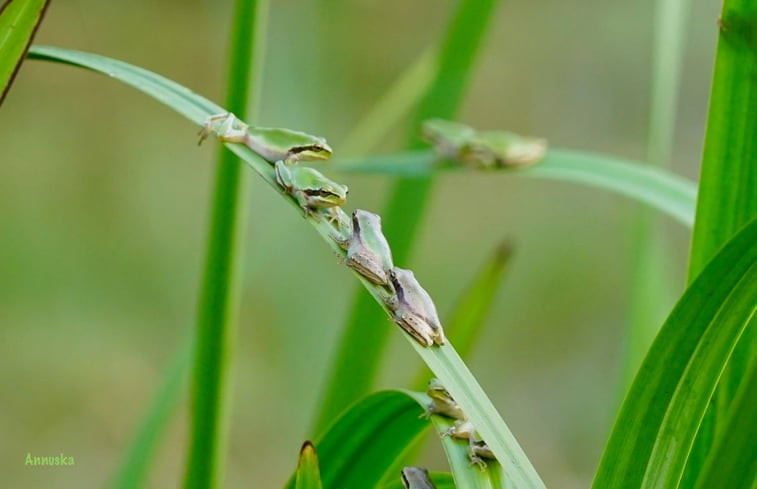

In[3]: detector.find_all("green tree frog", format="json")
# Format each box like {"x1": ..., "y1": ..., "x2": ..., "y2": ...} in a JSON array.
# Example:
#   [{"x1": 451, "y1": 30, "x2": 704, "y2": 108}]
[
  {"x1": 421, "y1": 118, "x2": 546, "y2": 168},
  {"x1": 198, "y1": 113, "x2": 333, "y2": 164},
  {"x1": 401, "y1": 467, "x2": 438, "y2": 489},
  {"x1": 421, "y1": 378, "x2": 465, "y2": 420},
  {"x1": 342, "y1": 210, "x2": 394, "y2": 286},
  {"x1": 385, "y1": 268, "x2": 446, "y2": 347},
  {"x1": 274, "y1": 162, "x2": 348, "y2": 220},
  {"x1": 442, "y1": 420, "x2": 496, "y2": 470}
]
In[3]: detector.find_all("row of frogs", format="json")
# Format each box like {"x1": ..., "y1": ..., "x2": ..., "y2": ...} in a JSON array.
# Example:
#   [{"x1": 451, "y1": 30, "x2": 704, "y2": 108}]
[
  {"x1": 423, "y1": 378, "x2": 497, "y2": 470},
  {"x1": 198, "y1": 113, "x2": 446, "y2": 347}
]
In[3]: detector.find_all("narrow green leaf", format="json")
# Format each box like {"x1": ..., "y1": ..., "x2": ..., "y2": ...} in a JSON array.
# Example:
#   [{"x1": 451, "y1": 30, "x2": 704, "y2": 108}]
[
  {"x1": 182, "y1": 1, "x2": 267, "y2": 488},
  {"x1": 0, "y1": 0, "x2": 49, "y2": 105},
  {"x1": 334, "y1": 149, "x2": 697, "y2": 227},
  {"x1": 285, "y1": 391, "x2": 429, "y2": 489},
  {"x1": 107, "y1": 339, "x2": 192, "y2": 489},
  {"x1": 313, "y1": 0, "x2": 502, "y2": 431},
  {"x1": 413, "y1": 242, "x2": 514, "y2": 389},
  {"x1": 26, "y1": 45, "x2": 543, "y2": 489},
  {"x1": 693, "y1": 341, "x2": 757, "y2": 489},
  {"x1": 592, "y1": 217, "x2": 757, "y2": 489},
  {"x1": 295, "y1": 442, "x2": 323, "y2": 489}
]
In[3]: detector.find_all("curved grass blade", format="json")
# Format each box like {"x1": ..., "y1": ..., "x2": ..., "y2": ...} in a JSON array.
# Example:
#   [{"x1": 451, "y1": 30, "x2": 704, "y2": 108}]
[
  {"x1": 693, "y1": 344, "x2": 757, "y2": 489},
  {"x1": 334, "y1": 149, "x2": 697, "y2": 227},
  {"x1": 381, "y1": 472, "x2": 456, "y2": 489},
  {"x1": 26, "y1": 45, "x2": 545, "y2": 489},
  {"x1": 284, "y1": 391, "x2": 429, "y2": 489},
  {"x1": 313, "y1": 0, "x2": 503, "y2": 431},
  {"x1": 592, "y1": 217, "x2": 757, "y2": 489},
  {"x1": 295, "y1": 442, "x2": 323, "y2": 489},
  {"x1": 0, "y1": 0, "x2": 49, "y2": 105},
  {"x1": 412, "y1": 241, "x2": 514, "y2": 389}
]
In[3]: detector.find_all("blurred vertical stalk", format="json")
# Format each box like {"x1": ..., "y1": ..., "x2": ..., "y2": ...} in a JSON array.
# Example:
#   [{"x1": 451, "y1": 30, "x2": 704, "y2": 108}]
[
  {"x1": 682, "y1": 1, "x2": 757, "y2": 486},
  {"x1": 182, "y1": 1, "x2": 268, "y2": 488},
  {"x1": 313, "y1": 0, "x2": 501, "y2": 431},
  {"x1": 621, "y1": 0, "x2": 689, "y2": 392}
]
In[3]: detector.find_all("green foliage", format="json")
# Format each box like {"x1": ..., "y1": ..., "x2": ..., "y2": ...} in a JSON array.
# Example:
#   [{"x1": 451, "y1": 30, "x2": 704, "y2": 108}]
[
  {"x1": 0, "y1": 0, "x2": 48, "y2": 104},
  {"x1": 592, "y1": 217, "x2": 757, "y2": 489}
]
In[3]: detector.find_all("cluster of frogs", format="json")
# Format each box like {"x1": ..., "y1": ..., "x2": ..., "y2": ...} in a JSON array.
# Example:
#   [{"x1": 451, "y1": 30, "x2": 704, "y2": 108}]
[
  {"x1": 198, "y1": 113, "x2": 448, "y2": 347},
  {"x1": 198, "y1": 114, "x2": 546, "y2": 347}
]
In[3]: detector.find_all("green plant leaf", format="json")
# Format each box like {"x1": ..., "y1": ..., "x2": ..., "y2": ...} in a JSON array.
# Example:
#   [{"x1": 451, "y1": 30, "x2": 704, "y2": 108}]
[
  {"x1": 0, "y1": 0, "x2": 49, "y2": 105},
  {"x1": 592, "y1": 217, "x2": 757, "y2": 489},
  {"x1": 27, "y1": 45, "x2": 545, "y2": 489},
  {"x1": 295, "y1": 442, "x2": 323, "y2": 489},
  {"x1": 313, "y1": 0, "x2": 503, "y2": 431},
  {"x1": 334, "y1": 149, "x2": 697, "y2": 227},
  {"x1": 693, "y1": 342, "x2": 757, "y2": 489},
  {"x1": 285, "y1": 391, "x2": 429, "y2": 489},
  {"x1": 684, "y1": 2, "x2": 757, "y2": 484}
]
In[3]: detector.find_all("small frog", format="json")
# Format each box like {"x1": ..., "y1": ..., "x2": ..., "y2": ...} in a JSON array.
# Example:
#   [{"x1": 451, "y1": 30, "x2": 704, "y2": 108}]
[
  {"x1": 400, "y1": 466, "x2": 438, "y2": 489},
  {"x1": 421, "y1": 118, "x2": 476, "y2": 160},
  {"x1": 441, "y1": 420, "x2": 496, "y2": 470},
  {"x1": 467, "y1": 130, "x2": 547, "y2": 168},
  {"x1": 421, "y1": 378, "x2": 465, "y2": 420},
  {"x1": 198, "y1": 113, "x2": 332, "y2": 164},
  {"x1": 385, "y1": 268, "x2": 446, "y2": 347},
  {"x1": 342, "y1": 210, "x2": 394, "y2": 286},
  {"x1": 275, "y1": 161, "x2": 348, "y2": 220},
  {"x1": 421, "y1": 118, "x2": 546, "y2": 168}
]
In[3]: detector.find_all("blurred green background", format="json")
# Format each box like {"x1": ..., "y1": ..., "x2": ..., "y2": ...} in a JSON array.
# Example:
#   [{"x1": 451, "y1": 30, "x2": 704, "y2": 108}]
[{"x1": 1, "y1": 0, "x2": 718, "y2": 487}]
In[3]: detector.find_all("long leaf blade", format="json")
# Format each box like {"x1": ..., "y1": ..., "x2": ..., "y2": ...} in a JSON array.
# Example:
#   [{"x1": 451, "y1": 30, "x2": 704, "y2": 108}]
[
  {"x1": 335, "y1": 149, "x2": 697, "y2": 227},
  {"x1": 592, "y1": 217, "x2": 757, "y2": 488},
  {"x1": 0, "y1": 0, "x2": 49, "y2": 105}
]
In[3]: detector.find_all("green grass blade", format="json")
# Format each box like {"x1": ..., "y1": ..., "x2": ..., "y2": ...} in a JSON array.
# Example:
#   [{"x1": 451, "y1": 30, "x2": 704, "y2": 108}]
[
  {"x1": 285, "y1": 391, "x2": 429, "y2": 489},
  {"x1": 592, "y1": 217, "x2": 757, "y2": 489},
  {"x1": 339, "y1": 48, "x2": 436, "y2": 156},
  {"x1": 313, "y1": 0, "x2": 502, "y2": 431},
  {"x1": 334, "y1": 149, "x2": 697, "y2": 227},
  {"x1": 25, "y1": 45, "x2": 543, "y2": 488},
  {"x1": 688, "y1": 2, "x2": 757, "y2": 278},
  {"x1": 693, "y1": 343, "x2": 757, "y2": 489},
  {"x1": 107, "y1": 339, "x2": 192, "y2": 489},
  {"x1": 0, "y1": 0, "x2": 49, "y2": 105},
  {"x1": 182, "y1": 1, "x2": 267, "y2": 488},
  {"x1": 684, "y1": 2, "x2": 757, "y2": 483},
  {"x1": 295, "y1": 442, "x2": 323, "y2": 489},
  {"x1": 412, "y1": 242, "x2": 514, "y2": 389}
]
